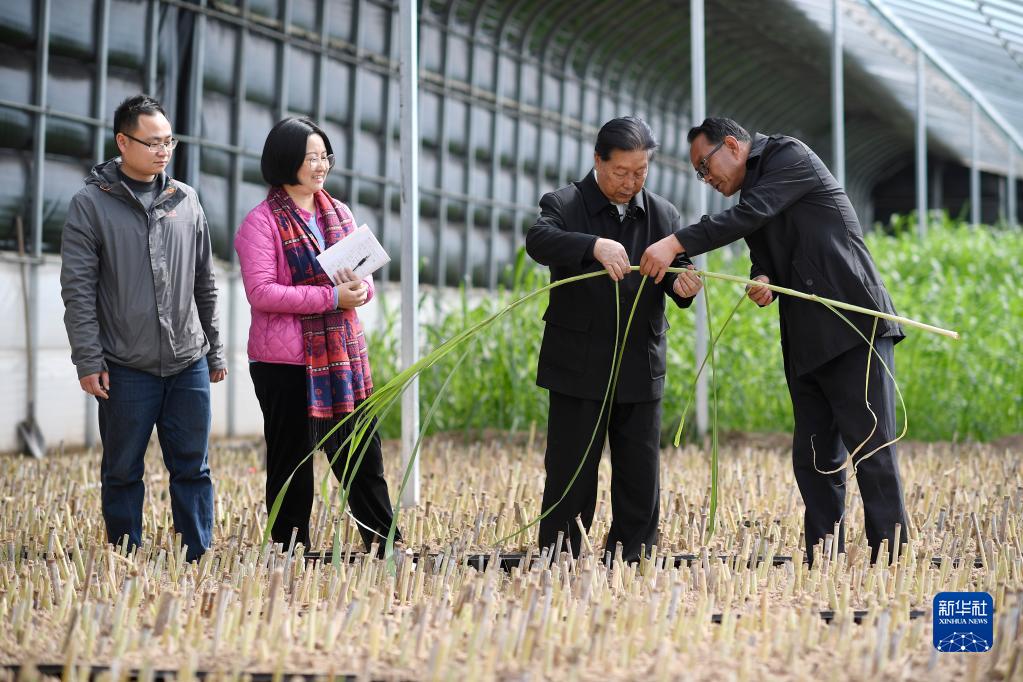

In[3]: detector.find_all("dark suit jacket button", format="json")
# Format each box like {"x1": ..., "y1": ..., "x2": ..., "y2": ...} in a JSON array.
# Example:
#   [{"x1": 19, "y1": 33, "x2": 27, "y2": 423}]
[{"x1": 806, "y1": 279, "x2": 813, "y2": 286}]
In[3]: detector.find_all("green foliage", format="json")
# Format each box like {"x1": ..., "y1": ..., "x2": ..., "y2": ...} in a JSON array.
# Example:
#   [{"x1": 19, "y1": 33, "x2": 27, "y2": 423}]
[
  {"x1": 880, "y1": 214, "x2": 1022, "y2": 441},
  {"x1": 370, "y1": 248, "x2": 552, "y2": 440},
  {"x1": 368, "y1": 216, "x2": 1022, "y2": 442}
]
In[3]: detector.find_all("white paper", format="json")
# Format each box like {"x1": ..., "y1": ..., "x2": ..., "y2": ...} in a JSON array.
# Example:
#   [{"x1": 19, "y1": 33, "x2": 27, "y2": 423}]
[{"x1": 316, "y1": 224, "x2": 390, "y2": 284}]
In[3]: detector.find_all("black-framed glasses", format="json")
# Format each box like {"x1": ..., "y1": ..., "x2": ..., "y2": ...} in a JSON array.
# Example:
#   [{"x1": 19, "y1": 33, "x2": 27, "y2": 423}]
[
  {"x1": 695, "y1": 141, "x2": 724, "y2": 182},
  {"x1": 122, "y1": 132, "x2": 178, "y2": 153},
  {"x1": 305, "y1": 153, "x2": 336, "y2": 170}
]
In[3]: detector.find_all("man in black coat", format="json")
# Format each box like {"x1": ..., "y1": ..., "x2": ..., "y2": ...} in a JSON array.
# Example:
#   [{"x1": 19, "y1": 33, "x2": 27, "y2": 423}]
[
  {"x1": 640, "y1": 117, "x2": 908, "y2": 563},
  {"x1": 525, "y1": 117, "x2": 703, "y2": 561}
]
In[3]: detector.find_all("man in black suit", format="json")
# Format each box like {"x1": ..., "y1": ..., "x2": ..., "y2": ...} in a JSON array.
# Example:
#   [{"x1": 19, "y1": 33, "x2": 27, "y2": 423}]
[
  {"x1": 640, "y1": 117, "x2": 908, "y2": 563},
  {"x1": 526, "y1": 116, "x2": 703, "y2": 562}
]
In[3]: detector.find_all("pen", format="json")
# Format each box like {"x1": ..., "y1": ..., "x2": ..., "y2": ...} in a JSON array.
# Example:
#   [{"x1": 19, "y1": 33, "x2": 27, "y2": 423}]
[{"x1": 352, "y1": 255, "x2": 369, "y2": 272}]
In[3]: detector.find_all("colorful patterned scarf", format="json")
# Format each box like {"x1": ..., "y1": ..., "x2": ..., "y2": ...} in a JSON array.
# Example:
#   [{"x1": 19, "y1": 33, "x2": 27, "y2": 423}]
[{"x1": 266, "y1": 186, "x2": 373, "y2": 420}]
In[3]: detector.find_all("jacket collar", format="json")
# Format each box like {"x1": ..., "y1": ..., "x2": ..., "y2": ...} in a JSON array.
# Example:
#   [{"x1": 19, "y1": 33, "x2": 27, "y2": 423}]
[
  {"x1": 746, "y1": 133, "x2": 769, "y2": 166},
  {"x1": 577, "y1": 168, "x2": 647, "y2": 219},
  {"x1": 740, "y1": 133, "x2": 771, "y2": 194},
  {"x1": 87, "y1": 157, "x2": 181, "y2": 208}
]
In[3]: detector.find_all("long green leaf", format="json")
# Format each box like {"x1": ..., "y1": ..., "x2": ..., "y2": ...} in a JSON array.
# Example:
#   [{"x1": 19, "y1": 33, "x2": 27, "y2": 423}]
[{"x1": 265, "y1": 264, "x2": 951, "y2": 550}]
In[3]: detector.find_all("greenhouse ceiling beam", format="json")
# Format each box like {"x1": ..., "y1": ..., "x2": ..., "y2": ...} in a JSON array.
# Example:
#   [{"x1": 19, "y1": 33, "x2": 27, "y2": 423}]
[{"x1": 865, "y1": 0, "x2": 1023, "y2": 152}]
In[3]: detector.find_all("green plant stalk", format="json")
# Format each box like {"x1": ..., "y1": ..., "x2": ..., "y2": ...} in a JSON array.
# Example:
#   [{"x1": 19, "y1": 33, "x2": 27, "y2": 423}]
[
  {"x1": 384, "y1": 341, "x2": 478, "y2": 568},
  {"x1": 264, "y1": 269, "x2": 611, "y2": 548},
  {"x1": 331, "y1": 273, "x2": 646, "y2": 557},
  {"x1": 667, "y1": 268, "x2": 926, "y2": 537},
  {"x1": 267, "y1": 263, "x2": 953, "y2": 550},
  {"x1": 814, "y1": 302, "x2": 909, "y2": 479},
  {"x1": 833, "y1": 319, "x2": 881, "y2": 467},
  {"x1": 331, "y1": 400, "x2": 402, "y2": 569},
  {"x1": 672, "y1": 292, "x2": 748, "y2": 447},
  {"x1": 704, "y1": 280, "x2": 720, "y2": 541},
  {"x1": 494, "y1": 277, "x2": 648, "y2": 546},
  {"x1": 668, "y1": 267, "x2": 960, "y2": 340},
  {"x1": 331, "y1": 394, "x2": 407, "y2": 561}
]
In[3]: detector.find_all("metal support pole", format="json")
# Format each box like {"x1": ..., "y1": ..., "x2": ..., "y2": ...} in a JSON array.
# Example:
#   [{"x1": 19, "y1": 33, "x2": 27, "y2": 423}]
[
  {"x1": 998, "y1": 174, "x2": 1006, "y2": 224},
  {"x1": 346, "y1": 0, "x2": 363, "y2": 209},
  {"x1": 1008, "y1": 145, "x2": 1017, "y2": 229},
  {"x1": 86, "y1": 0, "x2": 111, "y2": 448},
  {"x1": 971, "y1": 99, "x2": 980, "y2": 227},
  {"x1": 185, "y1": 0, "x2": 206, "y2": 187},
  {"x1": 93, "y1": 0, "x2": 110, "y2": 164},
  {"x1": 379, "y1": 9, "x2": 397, "y2": 284},
  {"x1": 29, "y1": 0, "x2": 51, "y2": 453},
  {"x1": 277, "y1": 0, "x2": 292, "y2": 122},
  {"x1": 463, "y1": 6, "x2": 484, "y2": 288},
  {"x1": 436, "y1": 7, "x2": 453, "y2": 289},
  {"x1": 226, "y1": 0, "x2": 249, "y2": 438},
  {"x1": 398, "y1": 0, "x2": 420, "y2": 506},
  {"x1": 146, "y1": 0, "x2": 158, "y2": 95},
  {"x1": 915, "y1": 47, "x2": 927, "y2": 238},
  {"x1": 691, "y1": 0, "x2": 708, "y2": 437},
  {"x1": 314, "y1": 0, "x2": 329, "y2": 123},
  {"x1": 831, "y1": 0, "x2": 845, "y2": 186},
  {"x1": 930, "y1": 162, "x2": 943, "y2": 216}
]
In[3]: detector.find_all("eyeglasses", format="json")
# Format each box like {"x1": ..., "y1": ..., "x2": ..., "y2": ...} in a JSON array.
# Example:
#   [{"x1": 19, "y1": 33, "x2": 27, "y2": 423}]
[
  {"x1": 305, "y1": 154, "x2": 336, "y2": 170},
  {"x1": 695, "y1": 141, "x2": 724, "y2": 182},
  {"x1": 122, "y1": 132, "x2": 178, "y2": 153}
]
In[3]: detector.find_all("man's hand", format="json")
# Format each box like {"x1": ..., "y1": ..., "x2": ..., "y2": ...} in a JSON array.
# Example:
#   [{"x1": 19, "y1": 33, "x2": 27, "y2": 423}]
[
  {"x1": 592, "y1": 238, "x2": 631, "y2": 281},
  {"x1": 336, "y1": 279, "x2": 369, "y2": 308},
  {"x1": 673, "y1": 265, "x2": 703, "y2": 298},
  {"x1": 746, "y1": 275, "x2": 774, "y2": 306},
  {"x1": 640, "y1": 234, "x2": 685, "y2": 283},
  {"x1": 80, "y1": 371, "x2": 110, "y2": 399},
  {"x1": 210, "y1": 368, "x2": 228, "y2": 383}
]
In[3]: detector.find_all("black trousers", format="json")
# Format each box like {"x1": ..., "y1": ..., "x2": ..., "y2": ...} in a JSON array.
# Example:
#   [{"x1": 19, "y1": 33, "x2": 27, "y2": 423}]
[
  {"x1": 786, "y1": 338, "x2": 908, "y2": 563},
  {"x1": 249, "y1": 362, "x2": 400, "y2": 552},
  {"x1": 538, "y1": 391, "x2": 661, "y2": 561}
]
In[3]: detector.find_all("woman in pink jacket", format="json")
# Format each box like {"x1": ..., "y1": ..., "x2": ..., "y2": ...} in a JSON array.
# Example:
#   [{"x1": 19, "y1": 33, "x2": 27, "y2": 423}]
[{"x1": 235, "y1": 117, "x2": 400, "y2": 553}]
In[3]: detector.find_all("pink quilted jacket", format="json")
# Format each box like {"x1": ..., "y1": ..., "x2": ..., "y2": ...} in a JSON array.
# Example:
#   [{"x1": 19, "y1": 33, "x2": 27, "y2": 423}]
[{"x1": 234, "y1": 198, "x2": 375, "y2": 365}]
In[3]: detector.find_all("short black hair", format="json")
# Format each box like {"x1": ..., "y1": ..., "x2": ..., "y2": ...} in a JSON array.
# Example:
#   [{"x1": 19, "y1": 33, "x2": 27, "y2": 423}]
[
  {"x1": 113, "y1": 94, "x2": 167, "y2": 135},
  {"x1": 594, "y1": 116, "x2": 658, "y2": 161},
  {"x1": 687, "y1": 117, "x2": 751, "y2": 145},
  {"x1": 261, "y1": 117, "x2": 334, "y2": 187}
]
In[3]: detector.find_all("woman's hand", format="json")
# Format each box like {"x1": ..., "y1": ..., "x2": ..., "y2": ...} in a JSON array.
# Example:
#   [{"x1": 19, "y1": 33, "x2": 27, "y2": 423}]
[
  {"x1": 336, "y1": 279, "x2": 368, "y2": 308},
  {"x1": 333, "y1": 267, "x2": 359, "y2": 283}
]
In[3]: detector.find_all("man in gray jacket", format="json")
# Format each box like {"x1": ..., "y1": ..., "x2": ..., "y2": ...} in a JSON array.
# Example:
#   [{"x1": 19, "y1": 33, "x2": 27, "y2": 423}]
[{"x1": 60, "y1": 94, "x2": 226, "y2": 561}]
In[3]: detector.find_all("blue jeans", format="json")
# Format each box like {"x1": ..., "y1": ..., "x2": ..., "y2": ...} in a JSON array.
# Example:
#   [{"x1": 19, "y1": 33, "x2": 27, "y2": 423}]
[{"x1": 97, "y1": 356, "x2": 214, "y2": 561}]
